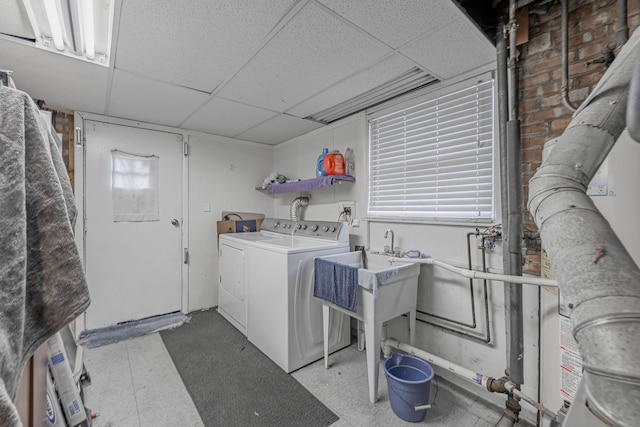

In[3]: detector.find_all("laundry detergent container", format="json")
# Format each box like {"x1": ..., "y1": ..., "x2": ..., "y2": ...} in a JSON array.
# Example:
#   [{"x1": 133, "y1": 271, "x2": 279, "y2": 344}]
[{"x1": 384, "y1": 353, "x2": 434, "y2": 422}]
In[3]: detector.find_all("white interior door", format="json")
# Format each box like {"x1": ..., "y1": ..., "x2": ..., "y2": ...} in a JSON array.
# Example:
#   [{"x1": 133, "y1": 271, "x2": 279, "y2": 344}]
[{"x1": 84, "y1": 120, "x2": 183, "y2": 329}]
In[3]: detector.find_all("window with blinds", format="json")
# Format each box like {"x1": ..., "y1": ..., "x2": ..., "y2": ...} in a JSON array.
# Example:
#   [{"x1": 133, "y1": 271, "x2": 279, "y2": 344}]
[{"x1": 368, "y1": 75, "x2": 495, "y2": 221}]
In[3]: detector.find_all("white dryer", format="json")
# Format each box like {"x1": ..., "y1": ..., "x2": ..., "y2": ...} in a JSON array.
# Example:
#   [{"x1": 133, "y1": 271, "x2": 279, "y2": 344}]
[
  {"x1": 218, "y1": 218, "x2": 351, "y2": 372},
  {"x1": 218, "y1": 232, "x2": 275, "y2": 335}
]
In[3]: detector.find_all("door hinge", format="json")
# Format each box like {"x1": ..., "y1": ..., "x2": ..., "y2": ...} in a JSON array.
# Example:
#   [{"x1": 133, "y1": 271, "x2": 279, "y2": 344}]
[
  {"x1": 183, "y1": 141, "x2": 189, "y2": 157},
  {"x1": 184, "y1": 248, "x2": 189, "y2": 264}
]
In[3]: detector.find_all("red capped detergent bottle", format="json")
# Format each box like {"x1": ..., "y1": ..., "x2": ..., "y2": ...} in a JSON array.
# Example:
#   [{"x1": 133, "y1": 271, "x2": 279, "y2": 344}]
[{"x1": 323, "y1": 151, "x2": 345, "y2": 176}]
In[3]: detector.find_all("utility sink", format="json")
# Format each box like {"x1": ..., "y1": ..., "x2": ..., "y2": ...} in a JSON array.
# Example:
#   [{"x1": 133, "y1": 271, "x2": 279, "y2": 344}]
[
  {"x1": 357, "y1": 251, "x2": 420, "y2": 294},
  {"x1": 316, "y1": 251, "x2": 421, "y2": 403}
]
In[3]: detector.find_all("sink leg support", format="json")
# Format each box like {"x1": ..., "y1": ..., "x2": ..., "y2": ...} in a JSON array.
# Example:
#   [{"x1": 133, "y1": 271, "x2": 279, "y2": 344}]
[
  {"x1": 364, "y1": 321, "x2": 382, "y2": 403},
  {"x1": 323, "y1": 305, "x2": 330, "y2": 369},
  {"x1": 409, "y1": 309, "x2": 416, "y2": 346}
]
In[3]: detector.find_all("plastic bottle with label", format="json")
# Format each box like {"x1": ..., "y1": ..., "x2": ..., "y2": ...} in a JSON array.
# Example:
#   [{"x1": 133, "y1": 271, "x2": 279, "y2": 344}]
[
  {"x1": 324, "y1": 150, "x2": 345, "y2": 175},
  {"x1": 316, "y1": 148, "x2": 328, "y2": 177},
  {"x1": 345, "y1": 147, "x2": 354, "y2": 177}
]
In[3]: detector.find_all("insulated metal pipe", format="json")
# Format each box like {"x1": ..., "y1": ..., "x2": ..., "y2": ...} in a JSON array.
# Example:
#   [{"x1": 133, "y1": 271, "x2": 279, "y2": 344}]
[
  {"x1": 497, "y1": 17, "x2": 510, "y2": 226},
  {"x1": 505, "y1": 0, "x2": 524, "y2": 390},
  {"x1": 505, "y1": 120, "x2": 524, "y2": 387},
  {"x1": 527, "y1": 28, "x2": 640, "y2": 427}
]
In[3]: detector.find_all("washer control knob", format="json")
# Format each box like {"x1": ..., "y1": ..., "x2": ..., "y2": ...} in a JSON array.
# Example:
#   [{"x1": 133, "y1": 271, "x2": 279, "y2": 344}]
[
  {"x1": 296, "y1": 224, "x2": 302, "y2": 229},
  {"x1": 311, "y1": 225, "x2": 318, "y2": 232},
  {"x1": 301, "y1": 224, "x2": 307, "y2": 230},
  {"x1": 322, "y1": 226, "x2": 329, "y2": 232},
  {"x1": 274, "y1": 222, "x2": 280, "y2": 228},
  {"x1": 329, "y1": 226, "x2": 336, "y2": 232}
]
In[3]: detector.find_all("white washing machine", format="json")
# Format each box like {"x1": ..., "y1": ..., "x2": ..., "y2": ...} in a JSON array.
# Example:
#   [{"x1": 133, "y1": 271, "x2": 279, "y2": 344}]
[{"x1": 218, "y1": 218, "x2": 351, "y2": 372}]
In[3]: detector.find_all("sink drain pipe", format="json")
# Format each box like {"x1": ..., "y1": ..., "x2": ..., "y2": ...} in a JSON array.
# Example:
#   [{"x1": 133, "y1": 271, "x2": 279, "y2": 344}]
[
  {"x1": 382, "y1": 338, "x2": 557, "y2": 420},
  {"x1": 387, "y1": 256, "x2": 558, "y2": 288}
]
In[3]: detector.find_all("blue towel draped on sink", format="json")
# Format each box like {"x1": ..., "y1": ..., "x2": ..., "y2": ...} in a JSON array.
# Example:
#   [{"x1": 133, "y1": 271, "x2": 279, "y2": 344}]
[{"x1": 313, "y1": 258, "x2": 358, "y2": 312}]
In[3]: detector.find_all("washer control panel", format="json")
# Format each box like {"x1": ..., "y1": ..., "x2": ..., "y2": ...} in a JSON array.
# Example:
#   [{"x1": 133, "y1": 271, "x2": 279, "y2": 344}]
[{"x1": 261, "y1": 218, "x2": 347, "y2": 241}]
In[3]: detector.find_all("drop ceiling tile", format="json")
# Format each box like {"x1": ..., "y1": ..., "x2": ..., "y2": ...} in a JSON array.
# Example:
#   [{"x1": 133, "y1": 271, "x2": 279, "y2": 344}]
[
  {"x1": 0, "y1": 39, "x2": 108, "y2": 113},
  {"x1": 115, "y1": 0, "x2": 298, "y2": 92},
  {"x1": 235, "y1": 114, "x2": 325, "y2": 145},
  {"x1": 108, "y1": 70, "x2": 209, "y2": 127},
  {"x1": 286, "y1": 54, "x2": 415, "y2": 118},
  {"x1": 182, "y1": 97, "x2": 278, "y2": 137},
  {"x1": 0, "y1": 1, "x2": 34, "y2": 39},
  {"x1": 400, "y1": 19, "x2": 496, "y2": 79},
  {"x1": 318, "y1": 0, "x2": 456, "y2": 48},
  {"x1": 218, "y1": 2, "x2": 392, "y2": 112}
]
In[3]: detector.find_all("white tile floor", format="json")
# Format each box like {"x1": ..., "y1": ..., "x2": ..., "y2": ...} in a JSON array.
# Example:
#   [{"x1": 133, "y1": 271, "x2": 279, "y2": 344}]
[{"x1": 82, "y1": 332, "x2": 509, "y2": 427}]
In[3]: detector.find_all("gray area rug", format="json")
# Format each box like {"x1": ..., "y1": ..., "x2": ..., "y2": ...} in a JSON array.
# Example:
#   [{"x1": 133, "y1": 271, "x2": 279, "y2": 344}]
[{"x1": 160, "y1": 309, "x2": 339, "y2": 427}]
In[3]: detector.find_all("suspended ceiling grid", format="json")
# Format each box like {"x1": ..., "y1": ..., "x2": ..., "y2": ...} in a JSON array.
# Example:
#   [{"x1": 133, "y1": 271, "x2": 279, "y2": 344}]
[{"x1": 0, "y1": 0, "x2": 496, "y2": 145}]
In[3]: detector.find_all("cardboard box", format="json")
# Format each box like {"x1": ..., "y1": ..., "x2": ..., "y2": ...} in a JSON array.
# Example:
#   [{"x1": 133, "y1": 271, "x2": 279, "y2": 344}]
[{"x1": 217, "y1": 219, "x2": 263, "y2": 235}]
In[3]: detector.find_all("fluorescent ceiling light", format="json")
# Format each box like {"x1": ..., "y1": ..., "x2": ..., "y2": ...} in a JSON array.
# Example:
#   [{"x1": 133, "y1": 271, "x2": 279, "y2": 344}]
[
  {"x1": 19, "y1": 0, "x2": 113, "y2": 66},
  {"x1": 43, "y1": 0, "x2": 64, "y2": 51},
  {"x1": 305, "y1": 68, "x2": 439, "y2": 125},
  {"x1": 81, "y1": 0, "x2": 95, "y2": 59}
]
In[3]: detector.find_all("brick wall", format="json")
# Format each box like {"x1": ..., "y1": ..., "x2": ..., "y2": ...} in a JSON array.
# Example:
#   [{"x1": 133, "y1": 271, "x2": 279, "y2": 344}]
[
  {"x1": 43, "y1": 107, "x2": 75, "y2": 190},
  {"x1": 517, "y1": 0, "x2": 640, "y2": 273}
]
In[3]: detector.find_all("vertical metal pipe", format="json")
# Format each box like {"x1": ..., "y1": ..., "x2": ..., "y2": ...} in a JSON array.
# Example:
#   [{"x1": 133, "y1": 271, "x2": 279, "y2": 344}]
[
  {"x1": 561, "y1": 0, "x2": 578, "y2": 112},
  {"x1": 615, "y1": 0, "x2": 628, "y2": 47},
  {"x1": 505, "y1": 0, "x2": 525, "y2": 409},
  {"x1": 505, "y1": 120, "x2": 523, "y2": 386},
  {"x1": 497, "y1": 19, "x2": 509, "y2": 234}
]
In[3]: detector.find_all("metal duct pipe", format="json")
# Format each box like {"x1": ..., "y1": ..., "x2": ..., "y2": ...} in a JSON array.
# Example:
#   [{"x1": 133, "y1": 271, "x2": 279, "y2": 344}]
[
  {"x1": 561, "y1": 0, "x2": 578, "y2": 112},
  {"x1": 627, "y1": 53, "x2": 640, "y2": 142},
  {"x1": 289, "y1": 196, "x2": 309, "y2": 221},
  {"x1": 527, "y1": 28, "x2": 640, "y2": 427}
]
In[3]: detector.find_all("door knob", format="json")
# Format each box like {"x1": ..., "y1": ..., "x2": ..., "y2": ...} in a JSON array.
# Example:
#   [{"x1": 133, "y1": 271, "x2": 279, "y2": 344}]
[{"x1": 171, "y1": 219, "x2": 180, "y2": 227}]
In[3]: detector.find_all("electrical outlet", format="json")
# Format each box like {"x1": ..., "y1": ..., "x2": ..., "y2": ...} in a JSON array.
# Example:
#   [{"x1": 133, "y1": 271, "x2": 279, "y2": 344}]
[{"x1": 339, "y1": 201, "x2": 356, "y2": 221}]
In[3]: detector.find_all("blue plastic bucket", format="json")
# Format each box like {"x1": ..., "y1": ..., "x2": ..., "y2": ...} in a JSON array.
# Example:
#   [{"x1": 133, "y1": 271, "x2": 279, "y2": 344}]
[{"x1": 384, "y1": 353, "x2": 434, "y2": 422}]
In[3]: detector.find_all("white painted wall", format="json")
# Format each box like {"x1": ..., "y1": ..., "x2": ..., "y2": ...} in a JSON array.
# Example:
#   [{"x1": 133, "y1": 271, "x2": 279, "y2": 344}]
[
  {"x1": 272, "y1": 111, "x2": 540, "y2": 422},
  {"x1": 187, "y1": 132, "x2": 274, "y2": 310}
]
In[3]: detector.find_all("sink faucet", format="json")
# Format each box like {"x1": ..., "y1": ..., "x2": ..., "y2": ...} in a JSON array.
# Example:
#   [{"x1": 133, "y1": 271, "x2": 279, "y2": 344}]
[{"x1": 384, "y1": 229, "x2": 394, "y2": 255}]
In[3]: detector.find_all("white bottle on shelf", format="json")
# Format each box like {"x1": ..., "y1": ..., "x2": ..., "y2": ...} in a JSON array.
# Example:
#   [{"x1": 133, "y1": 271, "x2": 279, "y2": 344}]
[{"x1": 345, "y1": 147, "x2": 354, "y2": 177}]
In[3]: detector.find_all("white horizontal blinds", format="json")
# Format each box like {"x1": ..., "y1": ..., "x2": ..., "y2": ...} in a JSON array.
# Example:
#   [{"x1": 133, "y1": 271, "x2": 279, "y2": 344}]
[{"x1": 368, "y1": 77, "x2": 494, "y2": 220}]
